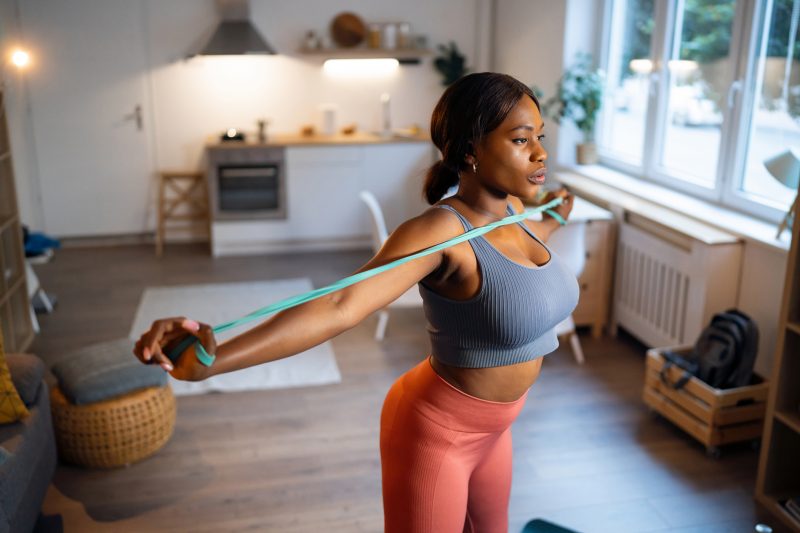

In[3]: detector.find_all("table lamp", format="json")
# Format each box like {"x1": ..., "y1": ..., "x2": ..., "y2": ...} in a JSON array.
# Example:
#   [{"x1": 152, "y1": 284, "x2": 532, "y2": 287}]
[{"x1": 764, "y1": 148, "x2": 800, "y2": 239}]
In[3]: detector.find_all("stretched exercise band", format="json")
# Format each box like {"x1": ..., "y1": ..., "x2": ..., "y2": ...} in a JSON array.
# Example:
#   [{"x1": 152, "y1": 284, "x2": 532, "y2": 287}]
[{"x1": 166, "y1": 199, "x2": 566, "y2": 367}]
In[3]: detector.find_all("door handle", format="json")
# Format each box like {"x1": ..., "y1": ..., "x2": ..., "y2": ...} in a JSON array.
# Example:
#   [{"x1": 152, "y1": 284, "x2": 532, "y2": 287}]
[{"x1": 124, "y1": 104, "x2": 143, "y2": 130}]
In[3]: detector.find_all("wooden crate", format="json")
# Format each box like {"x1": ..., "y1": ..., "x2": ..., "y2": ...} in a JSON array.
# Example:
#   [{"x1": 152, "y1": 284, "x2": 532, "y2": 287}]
[{"x1": 643, "y1": 345, "x2": 769, "y2": 456}]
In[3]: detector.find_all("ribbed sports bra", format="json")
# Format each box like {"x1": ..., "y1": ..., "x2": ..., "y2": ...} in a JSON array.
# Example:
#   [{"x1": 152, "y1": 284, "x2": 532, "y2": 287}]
[{"x1": 419, "y1": 203, "x2": 580, "y2": 368}]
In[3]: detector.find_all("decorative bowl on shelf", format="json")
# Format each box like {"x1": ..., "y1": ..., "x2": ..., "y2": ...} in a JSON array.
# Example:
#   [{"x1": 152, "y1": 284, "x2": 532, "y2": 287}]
[{"x1": 330, "y1": 12, "x2": 366, "y2": 48}]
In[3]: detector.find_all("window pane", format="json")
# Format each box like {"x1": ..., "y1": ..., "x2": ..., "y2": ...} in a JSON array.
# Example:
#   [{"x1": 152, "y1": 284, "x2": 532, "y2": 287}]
[
  {"x1": 660, "y1": 0, "x2": 736, "y2": 187},
  {"x1": 599, "y1": 0, "x2": 655, "y2": 164},
  {"x1": 740, "y1": 0, "x2": 800, "y2": 209}
]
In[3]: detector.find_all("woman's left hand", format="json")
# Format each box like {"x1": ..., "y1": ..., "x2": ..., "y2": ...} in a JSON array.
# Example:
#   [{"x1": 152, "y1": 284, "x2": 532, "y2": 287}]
[
  {"x1": 542, "y1": 187, "x2": 574, "y2": 223},
  {"x1": 133, "y1": 317, "x2": 217, "y2": 382}
]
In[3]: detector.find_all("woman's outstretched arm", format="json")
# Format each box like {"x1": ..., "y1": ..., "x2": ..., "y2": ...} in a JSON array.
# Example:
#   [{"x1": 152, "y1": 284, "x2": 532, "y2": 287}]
[{"x1": 133, "y1": 207, "x2": 463, "y2": 380}]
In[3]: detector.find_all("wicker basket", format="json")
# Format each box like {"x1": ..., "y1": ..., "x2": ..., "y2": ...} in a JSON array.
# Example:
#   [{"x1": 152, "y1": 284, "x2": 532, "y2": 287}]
[{"x1": 50, "y1": 384, "x2": 176, "y2": 468}]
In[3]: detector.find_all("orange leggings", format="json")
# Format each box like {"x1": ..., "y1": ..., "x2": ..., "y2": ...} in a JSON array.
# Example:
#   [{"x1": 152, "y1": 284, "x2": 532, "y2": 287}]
[{"x1": 380, "y1": 357, "x2": 528, "y2": 533}]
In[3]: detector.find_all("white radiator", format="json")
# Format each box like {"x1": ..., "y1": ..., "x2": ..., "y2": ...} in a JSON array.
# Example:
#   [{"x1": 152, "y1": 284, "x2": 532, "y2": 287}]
[{"x1": 612, "y1": 212, "x2": 743, "y2": 348}]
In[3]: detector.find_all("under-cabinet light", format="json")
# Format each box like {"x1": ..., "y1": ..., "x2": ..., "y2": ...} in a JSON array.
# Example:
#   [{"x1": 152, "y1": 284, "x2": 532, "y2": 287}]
[{"x1": 323, "y1": 58, "x2": 399, "y2": 77}]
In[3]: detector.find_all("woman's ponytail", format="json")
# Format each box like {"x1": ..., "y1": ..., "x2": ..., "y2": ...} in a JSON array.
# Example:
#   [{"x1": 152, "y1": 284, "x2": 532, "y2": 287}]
[{"x1": 423, "y1": 160, "x2": 460, "y2": 205}]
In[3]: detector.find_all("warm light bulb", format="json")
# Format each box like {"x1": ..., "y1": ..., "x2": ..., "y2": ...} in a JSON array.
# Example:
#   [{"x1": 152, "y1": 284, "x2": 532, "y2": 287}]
[
  {"x1": 323, "y1": 58, "x2": 399, "y2": 77},
  {"x1": 11, "y1": 49, "x2": 30, "y2": 68}
]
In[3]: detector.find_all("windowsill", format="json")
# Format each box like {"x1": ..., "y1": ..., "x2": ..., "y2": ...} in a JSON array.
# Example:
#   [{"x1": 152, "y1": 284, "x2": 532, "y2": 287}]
[{"x1": 553, "y1": 164, "x2": 791, "y2": 253}]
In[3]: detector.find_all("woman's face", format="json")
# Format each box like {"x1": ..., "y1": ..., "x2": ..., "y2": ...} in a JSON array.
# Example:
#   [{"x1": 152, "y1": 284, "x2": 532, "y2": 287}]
[{"x1": 472, "y1": 95, "x2": 547, "y2": 200}]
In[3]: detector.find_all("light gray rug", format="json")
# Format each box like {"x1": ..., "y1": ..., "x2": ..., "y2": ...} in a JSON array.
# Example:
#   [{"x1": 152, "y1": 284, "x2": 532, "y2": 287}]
[{"x1": 128, "y1": 278, "x2": 341, "y2": 396}]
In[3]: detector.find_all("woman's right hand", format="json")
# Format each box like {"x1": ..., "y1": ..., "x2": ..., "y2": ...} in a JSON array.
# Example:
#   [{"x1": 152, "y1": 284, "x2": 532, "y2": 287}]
[{"x1": 132, "y1": 317, "x2": 217, "y2": 382}]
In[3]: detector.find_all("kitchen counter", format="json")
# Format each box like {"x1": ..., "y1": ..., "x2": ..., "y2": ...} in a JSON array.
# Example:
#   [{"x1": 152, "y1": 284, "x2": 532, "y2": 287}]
[{"x1": 207, "y1": 131, "x2": 431, "y2": 148}]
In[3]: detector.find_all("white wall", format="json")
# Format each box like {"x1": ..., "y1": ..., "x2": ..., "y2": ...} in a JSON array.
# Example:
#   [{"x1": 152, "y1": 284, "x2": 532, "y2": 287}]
[
  {"x1": 7, "y1": 0, "x2": 491, "y2": 234},
  {"x1": 738, "y1": 243, "x2": 788, "y2": 378},
  {"x1": 493, "y1": 0, "x2": 567, "y2": 166},
  {"x1": 145, "y1": 0, "x2": 485, "y2": 171}
]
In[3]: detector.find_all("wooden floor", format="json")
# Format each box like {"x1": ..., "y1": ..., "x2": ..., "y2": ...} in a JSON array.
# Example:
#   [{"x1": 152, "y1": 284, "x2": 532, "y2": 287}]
[{"x1": 30, "y1": 243, "x2": 763, "y2": 533}]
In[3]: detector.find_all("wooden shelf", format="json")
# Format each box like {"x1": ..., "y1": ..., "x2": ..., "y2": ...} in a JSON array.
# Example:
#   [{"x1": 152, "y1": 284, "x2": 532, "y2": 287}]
[
  {"x1": 297, "y1": 47, "x2": 432, "y2": 61},
  {"x1": 775, "y1": 409, "x2": 800, "y2": 434},
  {"x1": 756, "y1": 180, "x2": 800, "y2": 531},
  {"x1": 0, "y1": 90, "x2": 34, "y2": 353},
  {"x1": 756, "y1": 494, "x2": 800, "y2": 532},
  {"x1": 0, "y1": 275, "x2": 24, "y2": 306},
  {"x1": 0, "y1": 214, "x2": 14, "y2": 233}
]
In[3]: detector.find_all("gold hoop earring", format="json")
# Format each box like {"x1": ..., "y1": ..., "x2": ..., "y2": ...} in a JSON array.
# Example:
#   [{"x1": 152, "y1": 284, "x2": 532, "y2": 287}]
[{"x1": 472, "y1": 162, "x2": 478, "y2": 173}]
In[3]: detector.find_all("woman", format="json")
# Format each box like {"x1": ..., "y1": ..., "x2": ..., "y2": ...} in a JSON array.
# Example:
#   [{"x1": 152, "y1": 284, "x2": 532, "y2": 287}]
[{"x1": 133, "y1": 72, "x2": 578, "y2": 532}]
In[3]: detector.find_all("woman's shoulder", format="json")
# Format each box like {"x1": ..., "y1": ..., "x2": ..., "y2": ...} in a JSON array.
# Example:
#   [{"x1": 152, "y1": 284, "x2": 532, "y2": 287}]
[{"x1": 386, "y1": 202, "x2": 469, "y2": 251}]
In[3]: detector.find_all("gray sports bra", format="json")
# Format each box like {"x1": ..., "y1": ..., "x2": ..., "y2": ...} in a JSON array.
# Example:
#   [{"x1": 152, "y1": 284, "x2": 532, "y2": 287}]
[{"x1": 419, "y1": 203, "x2": 580, "y2": 368}]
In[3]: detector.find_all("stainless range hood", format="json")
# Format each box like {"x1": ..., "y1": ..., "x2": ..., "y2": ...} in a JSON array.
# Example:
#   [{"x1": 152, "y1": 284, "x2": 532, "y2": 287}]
[{"x1": 198, "y1": 0, "x2": 276, "y2": 56}]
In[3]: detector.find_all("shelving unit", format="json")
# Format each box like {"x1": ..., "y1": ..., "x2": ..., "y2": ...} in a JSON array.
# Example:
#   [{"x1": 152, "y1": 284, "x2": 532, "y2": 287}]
[
  {"x1": 0, "y1": 90, "x2": 34, "y2": 352},
  {"x1": 755, "y1": 197, "x2": 800, "y2": 532}
]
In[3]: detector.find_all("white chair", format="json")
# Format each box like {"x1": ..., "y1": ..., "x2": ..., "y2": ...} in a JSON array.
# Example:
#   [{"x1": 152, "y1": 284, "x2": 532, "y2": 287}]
[
  {"x1": 25, "y1": 261, "x2": 54, "y2": 333},
  {"x1": 359, "y1": 190, "x2": 424, "y2": 341},
  {"x1": 546, "y1": 220, "x2": 587, "y2": 364}
]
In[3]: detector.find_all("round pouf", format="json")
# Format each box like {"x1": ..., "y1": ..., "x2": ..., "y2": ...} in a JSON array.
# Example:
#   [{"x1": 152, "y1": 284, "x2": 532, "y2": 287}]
[{"x1": 50, "y1": 384, "x2": 176, "y2": 468}]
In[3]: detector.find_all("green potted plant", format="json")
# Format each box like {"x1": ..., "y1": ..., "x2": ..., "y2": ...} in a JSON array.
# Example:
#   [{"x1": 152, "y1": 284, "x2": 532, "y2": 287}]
[
  {"x1": 433, "y1": 41, "x2": 469, "y2": 86},
  {"x1": 542, "y1": 53, "x2": 604, "y2": 164}
]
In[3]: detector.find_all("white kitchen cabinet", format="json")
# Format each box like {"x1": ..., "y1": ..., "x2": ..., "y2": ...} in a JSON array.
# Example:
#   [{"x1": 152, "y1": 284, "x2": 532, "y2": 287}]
[
  {"x1": 361, "y1": 144, "x2": 432, "y2": 230},
  {"x1": 286, "y1": 147, "x2": 365, "y2": 240},
  {"x1": 211, "y1": 142, "x2": 434, "y2": 256}
]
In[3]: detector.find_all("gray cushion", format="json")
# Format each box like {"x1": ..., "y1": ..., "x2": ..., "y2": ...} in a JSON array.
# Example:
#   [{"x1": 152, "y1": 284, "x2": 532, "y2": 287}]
[
  {"x1": 51, "y1": 338, "x2": 167, "y2": 405},
  {"x1": 5, "y1": 354, "x2": 44, "y2": 407}
]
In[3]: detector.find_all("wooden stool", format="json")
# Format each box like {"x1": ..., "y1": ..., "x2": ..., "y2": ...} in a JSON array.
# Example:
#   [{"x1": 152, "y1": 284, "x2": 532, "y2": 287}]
[{"x1": 156, "y1": 171, "x2": 210, "y2": 256}]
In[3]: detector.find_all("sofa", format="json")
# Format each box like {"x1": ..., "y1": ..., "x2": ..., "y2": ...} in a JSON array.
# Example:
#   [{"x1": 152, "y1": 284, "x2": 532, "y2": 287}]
[{"x1": 0, "y1": 353, "x2": 57, "y2": 533}]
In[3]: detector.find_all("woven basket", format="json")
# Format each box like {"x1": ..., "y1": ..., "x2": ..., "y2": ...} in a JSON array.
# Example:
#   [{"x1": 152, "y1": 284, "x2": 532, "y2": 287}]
[{"x1": 50, "y1": 384, "x2": 176, "y2": 468}]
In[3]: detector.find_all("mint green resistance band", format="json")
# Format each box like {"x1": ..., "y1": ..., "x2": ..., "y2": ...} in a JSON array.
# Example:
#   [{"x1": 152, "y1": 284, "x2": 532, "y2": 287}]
[{"x1": 166, "y1": 198, "x2": 566, "y2": 367}]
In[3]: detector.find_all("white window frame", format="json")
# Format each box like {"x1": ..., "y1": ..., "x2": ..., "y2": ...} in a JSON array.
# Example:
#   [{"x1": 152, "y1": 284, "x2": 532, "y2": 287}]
[{"x1": 597, "y1": 0, "x2": 789, "y2": 224}]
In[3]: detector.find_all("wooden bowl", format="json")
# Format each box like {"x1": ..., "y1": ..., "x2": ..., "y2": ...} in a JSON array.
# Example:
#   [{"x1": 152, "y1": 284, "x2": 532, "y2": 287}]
[{"x1": 330, "y1": 12, "x2": 366, "y2": 48}]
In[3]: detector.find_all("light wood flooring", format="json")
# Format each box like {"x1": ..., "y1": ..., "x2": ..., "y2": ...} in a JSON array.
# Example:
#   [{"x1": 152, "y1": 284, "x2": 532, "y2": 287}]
[{"x1": 29, "y1": 243, "x2": 764, "y2": 533}]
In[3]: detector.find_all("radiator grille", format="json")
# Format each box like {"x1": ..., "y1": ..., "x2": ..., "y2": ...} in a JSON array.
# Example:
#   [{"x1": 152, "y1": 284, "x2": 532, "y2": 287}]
[{"x1": 616, "y1": 240, "x2": 690, "y2": 345}]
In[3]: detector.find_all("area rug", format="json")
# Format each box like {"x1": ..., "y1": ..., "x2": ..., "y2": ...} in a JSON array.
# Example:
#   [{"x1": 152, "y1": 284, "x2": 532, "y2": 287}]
[{"x1": 128, "y1": 278, "x2": 342, "y2": 396}]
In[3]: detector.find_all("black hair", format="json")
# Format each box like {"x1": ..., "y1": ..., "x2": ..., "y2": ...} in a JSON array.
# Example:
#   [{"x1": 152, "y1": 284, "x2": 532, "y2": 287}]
[{"x1": 423, "y1": 72, "x2": 540, "y2": 205}]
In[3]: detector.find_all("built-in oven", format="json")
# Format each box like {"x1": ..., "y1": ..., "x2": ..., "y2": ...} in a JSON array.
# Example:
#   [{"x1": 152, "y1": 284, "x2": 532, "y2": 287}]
[{"x1": 207, "y1": 146, "x2": 286, "y2": 220}]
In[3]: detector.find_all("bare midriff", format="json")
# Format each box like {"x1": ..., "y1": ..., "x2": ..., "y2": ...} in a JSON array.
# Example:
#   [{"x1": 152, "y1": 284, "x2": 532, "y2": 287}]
[{"x1": 429, "y1": 356, "x2": 544, "y2": 403}]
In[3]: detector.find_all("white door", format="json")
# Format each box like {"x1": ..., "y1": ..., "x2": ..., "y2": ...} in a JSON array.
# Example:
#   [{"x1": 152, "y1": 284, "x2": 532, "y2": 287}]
[{"x1": 21, "y1": 0, "x2": 154, "y2": 237}]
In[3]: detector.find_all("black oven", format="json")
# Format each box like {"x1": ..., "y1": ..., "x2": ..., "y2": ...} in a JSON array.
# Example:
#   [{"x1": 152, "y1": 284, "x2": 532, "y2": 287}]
[{"x1": 208, "y1": 146, "x2": 286, "y2": 220}]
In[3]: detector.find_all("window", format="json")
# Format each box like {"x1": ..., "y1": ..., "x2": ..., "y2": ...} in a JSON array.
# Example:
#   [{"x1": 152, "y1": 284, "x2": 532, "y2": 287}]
[
  {"x1": 738, "y1": 0, "x2": 800, "y2": 211},
  {"x1": 599, "y1": 0, "x2": 799, "y2": 222},
  {"x1": 599, "y1": 0, "x2": 656, "y2": 165}
]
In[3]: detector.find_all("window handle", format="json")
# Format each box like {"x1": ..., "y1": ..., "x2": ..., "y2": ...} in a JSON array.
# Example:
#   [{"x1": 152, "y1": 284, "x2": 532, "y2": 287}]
[
  {"x1": 727, "y1": 80, "x2": 742, "y2": 109},
  {"x1": 648, "y1": 72, "x2": 660, "y2": 97}
]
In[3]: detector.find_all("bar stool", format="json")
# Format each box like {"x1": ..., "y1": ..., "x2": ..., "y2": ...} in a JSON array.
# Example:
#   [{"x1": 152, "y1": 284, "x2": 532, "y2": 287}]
[{"x1": 156, "y1": 170, "x2": 210, "y2": 256}]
